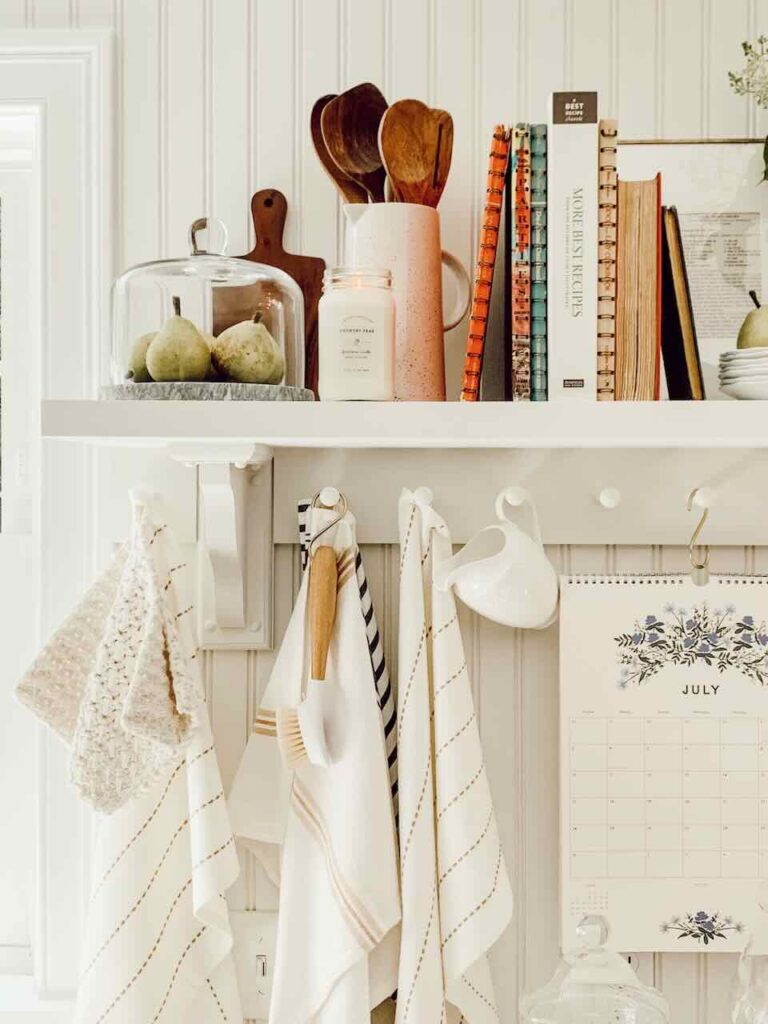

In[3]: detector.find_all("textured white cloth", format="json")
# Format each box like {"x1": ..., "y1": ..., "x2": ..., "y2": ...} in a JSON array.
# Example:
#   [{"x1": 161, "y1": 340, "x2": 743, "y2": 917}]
[
  {"x1": 17, "y1": 507, "x2": 204, "y2": 812},
  {"x1": 17, "y1": 505, "x2": 241, "y2": 1023},
  {"x1": 229, "y1": 508, "x2": 401, "y2": 1024},
  {"x1": 396, "y1": 488, "x2": 513, "y2": 1024},
  {"x1": 73, "y1": 720, "x2": 241, "y2": 1024}
]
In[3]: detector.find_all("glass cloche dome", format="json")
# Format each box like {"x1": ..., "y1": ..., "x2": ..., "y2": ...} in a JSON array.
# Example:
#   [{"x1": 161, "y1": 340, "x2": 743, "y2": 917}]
[
  {"x1": 520, "y1": 917, "x2": 670, "y2": 1024},
  {"x1": 105, "y1": 217, "x2": 308, "y2": 398}
]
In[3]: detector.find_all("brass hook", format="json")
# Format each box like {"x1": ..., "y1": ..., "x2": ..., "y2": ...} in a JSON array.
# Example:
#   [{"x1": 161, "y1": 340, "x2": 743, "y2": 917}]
[
  {"x1": 308, "y1": 488, "x2": 348, "y2": 558},
  {"x1": 687, "y1": 488, "x2": 710, "y2": 578}
]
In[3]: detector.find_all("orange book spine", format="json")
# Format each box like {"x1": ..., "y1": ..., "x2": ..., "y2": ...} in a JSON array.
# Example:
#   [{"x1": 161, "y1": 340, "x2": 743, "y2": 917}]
[{"x1": 460, "y1": 125, "x2": 511, "y2": 402}]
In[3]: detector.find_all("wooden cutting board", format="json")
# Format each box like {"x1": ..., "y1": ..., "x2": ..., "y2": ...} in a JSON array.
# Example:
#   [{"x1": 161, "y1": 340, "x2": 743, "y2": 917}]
[{"x1": 212, "y1": 189, "x2": 326, "y2": 394}]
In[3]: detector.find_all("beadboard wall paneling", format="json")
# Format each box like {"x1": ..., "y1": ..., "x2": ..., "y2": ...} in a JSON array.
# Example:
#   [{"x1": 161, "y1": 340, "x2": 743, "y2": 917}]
[
  {"x1": 616, "y1": 0, "x2": 659, "y2": 138},
  {"x1": 660, "y1": 0, "x2": 705, "y2": 138},
  {"x1": 300, "y1": 0, "x2": 342, "y2": 268},
  {"x1": 6, "y1": 1, "x2": 768, "y2": 1019},
  {"x1": 570, "y1": 0, "x2": 614, "y2": 105}
]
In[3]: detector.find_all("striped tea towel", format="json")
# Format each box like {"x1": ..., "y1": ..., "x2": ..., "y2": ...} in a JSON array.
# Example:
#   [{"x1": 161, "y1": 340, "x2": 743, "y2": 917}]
[
  {"x1": 229, "y1": 506, "x2": 401, "y2": 1024},
  {"x1": 396, "y1": 487, "x2": 513, "y2": 1024},
  {"x1": 298, "y1": 499, "x2": 398, "y2": 816},
  {"x1": 73, "y1": 719, "x2": 241, "y2": 1024},
  {"x1": 18, "y1": 502, "x2": 241, "y2": 1022}
]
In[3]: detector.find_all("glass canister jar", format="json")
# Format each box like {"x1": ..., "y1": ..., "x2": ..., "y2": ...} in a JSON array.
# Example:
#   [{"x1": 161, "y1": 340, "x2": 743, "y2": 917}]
[
  {"x1": 318, "y1": 267, "x2": 395, "y2": 401},
  {"x1": 106, "y1": 217, "x2": 309, "y2": 399},
  {"x1": 520, "y1": 917, "x2": 670, "y2": 1024}
]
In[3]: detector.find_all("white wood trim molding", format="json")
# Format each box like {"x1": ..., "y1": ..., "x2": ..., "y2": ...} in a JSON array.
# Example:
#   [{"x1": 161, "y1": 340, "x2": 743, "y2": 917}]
[
  {"x1": 0, "y1": 30, "x2": 114, "y2": 1003},
  {"x1": 0, "y1": 29, "x2": 114, "y2": 398}
]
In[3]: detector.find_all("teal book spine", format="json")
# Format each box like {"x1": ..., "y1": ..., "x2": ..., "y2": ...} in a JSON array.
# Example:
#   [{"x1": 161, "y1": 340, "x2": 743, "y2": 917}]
[{"x1": 530, "y1": 123, "x2": 547, "y2": 401}]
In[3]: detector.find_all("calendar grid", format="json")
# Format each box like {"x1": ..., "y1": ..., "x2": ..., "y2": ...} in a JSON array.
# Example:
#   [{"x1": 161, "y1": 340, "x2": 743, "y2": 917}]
[{"x1": 569, "y1": 715, "x2": 764, "y2": 882}]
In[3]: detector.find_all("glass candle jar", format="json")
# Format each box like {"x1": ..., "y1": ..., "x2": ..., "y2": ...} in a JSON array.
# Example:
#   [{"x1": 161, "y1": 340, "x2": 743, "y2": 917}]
[{"x1": 318, "y1": 267, "x2": 395, "y2": 401}]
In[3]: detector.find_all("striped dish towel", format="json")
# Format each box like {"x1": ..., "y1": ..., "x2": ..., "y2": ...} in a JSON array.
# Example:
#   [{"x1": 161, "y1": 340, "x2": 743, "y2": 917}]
[
  {"x1": 18, "y1": 503, "x2": 241, "y2": 1023},
  {"x1": 298, "y1": 499, "x2": 398, "y2": 815},
  {"x1": 396, "y1": 487, "x2": 513, "y2": 1024},
  {"x1": 228, "y1": 505, "x2": 401, "y2": 1024},
  {"x1": 74, "y1": 721, "x2": 241, "y2": 1024}
]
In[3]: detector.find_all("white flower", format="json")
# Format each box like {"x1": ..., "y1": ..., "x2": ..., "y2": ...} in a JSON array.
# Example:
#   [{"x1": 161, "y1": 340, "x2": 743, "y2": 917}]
[{"x1": 730, "y1": 36, "x2": 768, "y2": 109}]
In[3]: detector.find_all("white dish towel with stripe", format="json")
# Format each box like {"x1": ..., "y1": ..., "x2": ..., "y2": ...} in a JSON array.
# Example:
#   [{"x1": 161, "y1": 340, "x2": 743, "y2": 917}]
[
  {"x1": 396, "y1": 487, "x2": 513, "y2": 1024},
  {"x1": 16, "y1": 503, "x2": 241, "y2": 1023},
  {"x1": 73, "y1": 719, "x2": 242, "y2": 1024},
  {"x1": 298, "y1": 499, "x2": 398, "y2": 817},
  {"x1": 228, "y1": 506, "x2": 401, "y2": 1024}
]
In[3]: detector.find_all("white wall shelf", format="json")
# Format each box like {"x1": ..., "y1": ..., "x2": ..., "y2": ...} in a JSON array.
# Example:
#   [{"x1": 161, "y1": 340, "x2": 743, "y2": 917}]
[{"x1": 41, "y1": 398, "x2": 768, "y2": 449}]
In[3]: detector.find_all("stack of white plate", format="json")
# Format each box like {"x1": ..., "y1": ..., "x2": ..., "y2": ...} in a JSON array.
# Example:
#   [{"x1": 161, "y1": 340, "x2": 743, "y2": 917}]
[{"x1": 719, "y1": 349, "x2": 768, "y2": 399}]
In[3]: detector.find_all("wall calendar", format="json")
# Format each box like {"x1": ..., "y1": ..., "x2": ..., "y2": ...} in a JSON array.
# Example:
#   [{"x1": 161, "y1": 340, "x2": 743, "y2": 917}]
[{"x1": 560, "y1": 575, "x2": 768, "y2": 952}]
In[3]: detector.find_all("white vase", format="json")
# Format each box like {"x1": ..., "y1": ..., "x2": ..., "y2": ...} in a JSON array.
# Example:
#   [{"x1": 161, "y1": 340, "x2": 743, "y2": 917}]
[{"x1": 343, "y1": 203, "x2": 470, "y2": 401}]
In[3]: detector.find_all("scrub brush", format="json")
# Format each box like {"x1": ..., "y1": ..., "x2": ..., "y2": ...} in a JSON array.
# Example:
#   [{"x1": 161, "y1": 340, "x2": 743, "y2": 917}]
[{"x1": 276, "y1": 544, "x2": 337, "y2": 768}]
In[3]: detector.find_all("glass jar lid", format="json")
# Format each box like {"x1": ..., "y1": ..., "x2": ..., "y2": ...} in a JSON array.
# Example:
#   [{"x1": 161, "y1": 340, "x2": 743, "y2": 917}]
[
  {"x1": 520, "y1": 917, "x2": 670, "y2": 1024},
  {"x1": 120, "y1": 217, "x2": 271, "y2": 286}
]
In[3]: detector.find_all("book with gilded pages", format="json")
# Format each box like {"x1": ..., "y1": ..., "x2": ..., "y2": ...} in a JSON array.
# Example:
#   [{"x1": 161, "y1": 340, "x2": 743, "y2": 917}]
[{"x1": 615, "y1": 174, "x2": 662, "y2": 401}]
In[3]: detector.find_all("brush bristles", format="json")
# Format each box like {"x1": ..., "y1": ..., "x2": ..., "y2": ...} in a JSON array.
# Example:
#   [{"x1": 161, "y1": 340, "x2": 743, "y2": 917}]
[{"x1": 276, "y1": 706, "x2": 309, "y2": 768}]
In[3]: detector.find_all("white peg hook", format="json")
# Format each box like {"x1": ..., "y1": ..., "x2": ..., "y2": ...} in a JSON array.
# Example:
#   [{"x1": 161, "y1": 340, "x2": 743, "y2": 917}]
[
  {"x1": 495, "y1": 486, "x2": 532, "y2": 523},
  {"x1": 495, "y1": 487, "x2": 543, "y2": 545},
  {"x1": 690, "y1": 486, "x2": 716, "y2": 511},
  {"x1": 412, "y1": 486, "x2": 434, "y2": 509},
  {"x1": 597, "y1": 487, "x2": 622, "y2": 510},
  {"x1": 318, "y1": 485, "x2": 341, "y2": 509}
]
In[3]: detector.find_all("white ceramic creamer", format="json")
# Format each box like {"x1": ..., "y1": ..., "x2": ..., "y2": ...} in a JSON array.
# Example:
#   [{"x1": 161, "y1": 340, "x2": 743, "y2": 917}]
[
  {"x1": 344, "y1": 203, "x2": 470, "y2": 400},
  {"x1": 435, "y1": 487, "x2": 559, "y2": 629}
]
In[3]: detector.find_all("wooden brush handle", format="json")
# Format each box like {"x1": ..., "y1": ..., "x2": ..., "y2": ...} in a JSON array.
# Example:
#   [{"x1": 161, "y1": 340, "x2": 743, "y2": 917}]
[{"x1": 309, "y1": 545, "x2": 337, "y2": 681}]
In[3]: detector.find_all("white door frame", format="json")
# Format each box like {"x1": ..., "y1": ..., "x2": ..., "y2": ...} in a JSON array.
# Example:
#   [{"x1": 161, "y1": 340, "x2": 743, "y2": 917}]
[{"x1": 0, "y1": 30, "x2": 113, "y2": 1008}]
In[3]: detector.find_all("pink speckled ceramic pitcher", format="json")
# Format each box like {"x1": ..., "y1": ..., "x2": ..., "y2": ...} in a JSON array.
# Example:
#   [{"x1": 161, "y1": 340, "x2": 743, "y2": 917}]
[{"x1": 344, "y1": 203, "x2": 470, "y2": 401}]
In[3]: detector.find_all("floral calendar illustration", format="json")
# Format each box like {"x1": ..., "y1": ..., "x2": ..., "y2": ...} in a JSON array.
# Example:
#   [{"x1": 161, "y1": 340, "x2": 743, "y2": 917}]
[{"x1": 560, "y1": 576, "x2": 768, "y2": 953}]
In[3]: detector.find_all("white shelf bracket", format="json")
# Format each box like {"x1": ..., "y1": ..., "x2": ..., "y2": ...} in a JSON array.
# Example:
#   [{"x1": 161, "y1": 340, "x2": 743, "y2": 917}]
[{"x1": 167, "y1": 442, "x2": 274, "y2": 650}]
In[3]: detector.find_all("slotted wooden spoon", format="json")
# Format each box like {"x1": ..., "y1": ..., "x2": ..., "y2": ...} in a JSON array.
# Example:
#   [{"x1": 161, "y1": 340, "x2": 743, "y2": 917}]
[
  {"x1": 321, "y1": 82, "x2": 388, "y2": 203},
  {"x1": 379, "y1": 99, "x2": 454, "y2": 207},
  {"x1": 311, "y1": 94, "x2": 369, "y2": 204}
]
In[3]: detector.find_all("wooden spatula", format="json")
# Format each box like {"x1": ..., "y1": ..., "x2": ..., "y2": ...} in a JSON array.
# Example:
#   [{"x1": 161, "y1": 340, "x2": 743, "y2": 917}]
[
  {"x1": 311, "y1": 94, "x2": 369, "y2": 204},
  {"x1": 321, "y1": 82, "x2": 388, "y2": 203},
  {"x1": 379, "y1": 99, "x2": 454, "y2": 207}
]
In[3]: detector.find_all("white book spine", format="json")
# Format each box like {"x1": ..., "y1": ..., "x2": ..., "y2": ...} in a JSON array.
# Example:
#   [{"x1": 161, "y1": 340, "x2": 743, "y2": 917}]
[{"x1": 547, "y1": 92, "x2": 599, "y2": 399}]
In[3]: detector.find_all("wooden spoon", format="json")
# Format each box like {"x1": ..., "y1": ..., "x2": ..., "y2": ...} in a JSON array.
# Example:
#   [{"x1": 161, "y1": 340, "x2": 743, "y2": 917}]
[
  {"x1": 321, "y1": 82, "x2": 388, "y2": 203},
  {"x1": 379, "y1": 99, "x2": 454, "y2": 207},
  {"x1": 311, "y1": 94, "x2": 369, "y2": 204}
]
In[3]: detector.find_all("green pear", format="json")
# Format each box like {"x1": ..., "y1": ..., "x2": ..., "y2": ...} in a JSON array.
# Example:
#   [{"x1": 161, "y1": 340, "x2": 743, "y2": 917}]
[
  {"x1": 127, "y1": 331, "x2": 155, "y2": 382},
  {"x1": 211, "y1": 314, "x2": 286, "y2": 384},
  {"x1": 201, "y1": 332, "x2": 221, "y2": 381},
  {"x1": 737, "y1": 290, "x2": 768, "y2": 349},
  {"x1": 145, "y1": 296, "x2": 211, "y2": 381}
]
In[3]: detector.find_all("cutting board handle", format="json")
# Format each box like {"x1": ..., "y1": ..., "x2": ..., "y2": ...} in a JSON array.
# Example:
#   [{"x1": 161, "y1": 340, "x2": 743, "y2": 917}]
[{"x1": 251, "y1": 189, "x2": 287, "y2": 258}]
